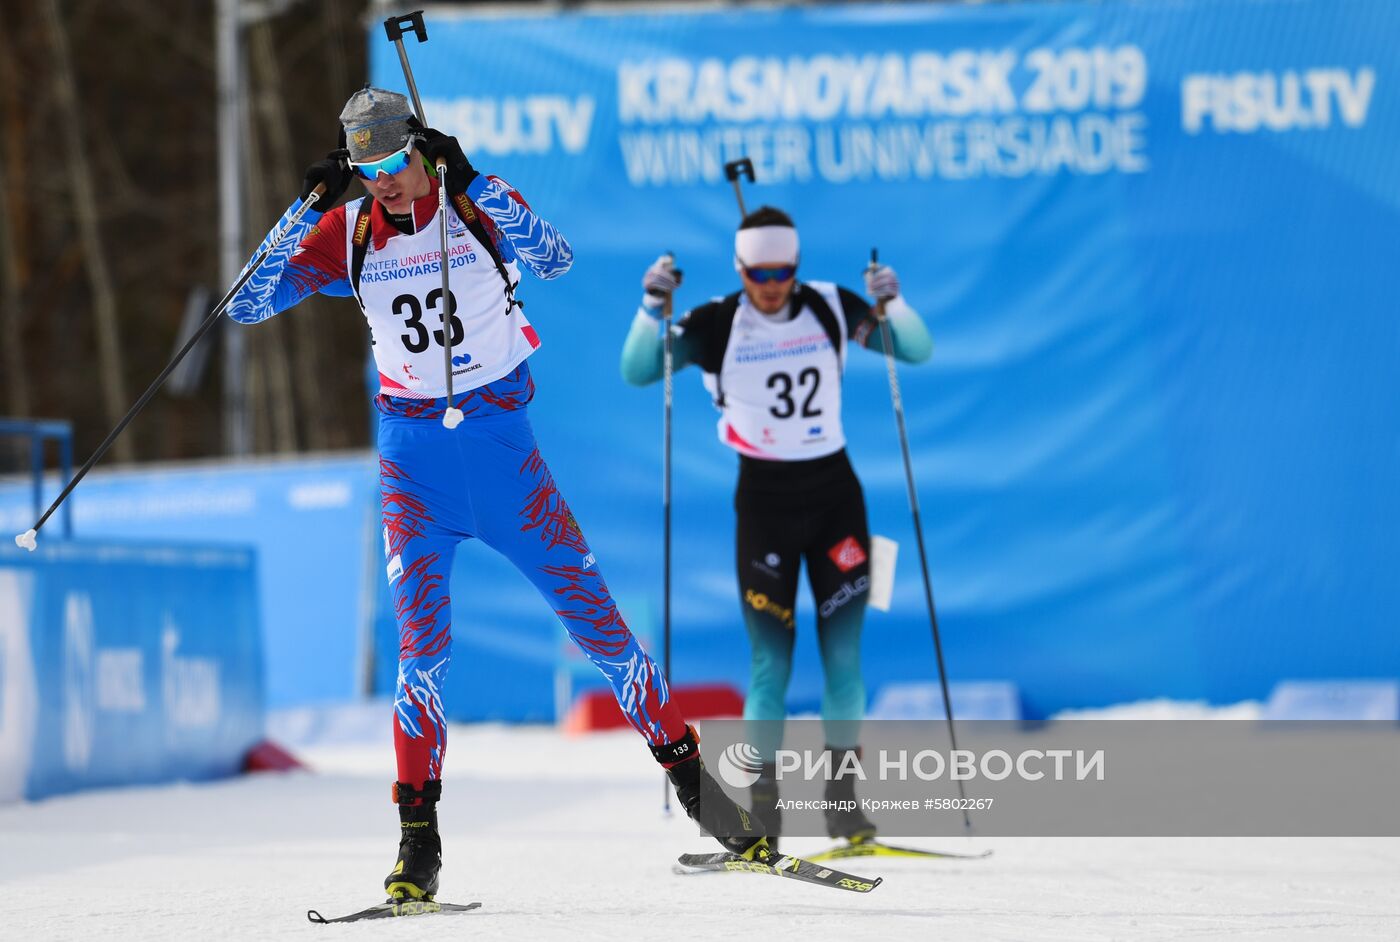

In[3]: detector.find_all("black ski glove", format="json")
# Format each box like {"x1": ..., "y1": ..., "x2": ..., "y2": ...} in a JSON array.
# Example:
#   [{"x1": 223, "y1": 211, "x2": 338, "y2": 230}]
[
  {"x1": 301, "y1": 148, "x2": 351, "y2": 206},
  {"x1": 408, "y1": 118, "x2": 479, "y2": 193}
]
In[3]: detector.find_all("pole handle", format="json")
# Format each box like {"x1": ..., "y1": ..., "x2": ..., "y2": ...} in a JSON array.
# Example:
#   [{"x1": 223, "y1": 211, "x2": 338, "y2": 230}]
[
  {"x1": 384, "y1": 10, "x2": 427, "y2": 43},
  {"x1": 723, "y1": 157, "x2": 755, "y2": 183}
]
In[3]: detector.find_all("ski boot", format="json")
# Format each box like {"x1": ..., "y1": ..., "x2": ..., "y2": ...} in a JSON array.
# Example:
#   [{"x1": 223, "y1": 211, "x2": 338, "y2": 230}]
[
  {"x1": 823, "y1": 746, "x2": 877, "y2": 845},
  {"x1": 749, "y1": 763, "x2": 782, "y2": 855},
  {"x1": 653, "y1": 726, "x2": 773, "y2": 861},
  {"x1": 385, "y1": 779, "x2": 442, "y2": 900}
]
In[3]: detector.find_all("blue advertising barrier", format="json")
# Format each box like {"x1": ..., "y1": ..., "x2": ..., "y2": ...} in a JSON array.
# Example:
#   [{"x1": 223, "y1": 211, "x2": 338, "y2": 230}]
[
  {"x1": 0, "y1": 455, "x2": 377, "y2": 709},
  {"x1": 359, "y1": 0, "x2": 1400, "y2": 721},
  {"x1": 0, "y1": 541, "x2": 263, "y2": 802}
]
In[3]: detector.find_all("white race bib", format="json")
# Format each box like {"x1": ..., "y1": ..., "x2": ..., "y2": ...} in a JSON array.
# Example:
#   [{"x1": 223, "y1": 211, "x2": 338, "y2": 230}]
[
  {"x1": 346, "y1": 200, "x2": 538, "y2": 398},
  {"x1": 704, "y1": 282, "x2": 847, "y2": 460}
]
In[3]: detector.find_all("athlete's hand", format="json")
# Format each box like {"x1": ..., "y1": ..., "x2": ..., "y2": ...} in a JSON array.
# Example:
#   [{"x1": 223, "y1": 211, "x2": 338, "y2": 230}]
[
  {"x1": 409, "y1": 119, "x2": 480, "y2": 193},
  {"x1": 864, "y1": 263, "x2": 900, "y2": 302},
  {"x1": 641, "y1": 254, "x2": 683, "y2": 316},
  {"x1": 301, "y1": 149, "x2": 351, "y2": 205}
]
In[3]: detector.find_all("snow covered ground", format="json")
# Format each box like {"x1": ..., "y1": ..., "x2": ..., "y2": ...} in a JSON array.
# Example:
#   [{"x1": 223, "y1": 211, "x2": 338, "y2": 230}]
[{"x1": 2, "y1": 712, "x2": 1398, "y2": 941}]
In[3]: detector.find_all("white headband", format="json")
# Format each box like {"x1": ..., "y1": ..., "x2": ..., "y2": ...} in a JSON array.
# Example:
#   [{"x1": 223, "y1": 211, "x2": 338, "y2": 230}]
[{"x1": 734, "y1": 225, "x2": 799, "y2": 269}]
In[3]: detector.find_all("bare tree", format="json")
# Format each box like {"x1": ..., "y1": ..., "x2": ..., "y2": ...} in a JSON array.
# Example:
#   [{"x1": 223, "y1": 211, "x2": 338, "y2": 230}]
[
  {"x1": 250, "y1": 19, "x2": 334, "y2": 451},
  {"x1": 0, "y1": 24, "x2": 31, "y2": 420},
  {"x1": 41, "y1": 0, "x2": 134, "y2": 461},
  {"x1": 0, "y1": 181, "x2": 30, "y2": 420},
  {"x1": 242, "y1": 74, "x2": 299, "y2": 455}
]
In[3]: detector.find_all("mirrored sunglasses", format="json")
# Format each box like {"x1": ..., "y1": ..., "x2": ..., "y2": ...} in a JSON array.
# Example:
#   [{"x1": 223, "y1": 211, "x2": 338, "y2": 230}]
[
  {"x1": 348, "y1": 141, "x2": 415, "y2": 180},
  {"x1": 743, "y1": 265, "x2": 797, "y2": 284}
]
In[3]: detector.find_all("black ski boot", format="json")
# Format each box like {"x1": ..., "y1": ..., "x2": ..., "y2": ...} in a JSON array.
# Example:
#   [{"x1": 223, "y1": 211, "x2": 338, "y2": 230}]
[
  {"x1": 385, "y1": 780, "x2": 442, "y2": 900},
  {"x1": 653, "y1": 726, "x2": 771, "y2": 860},
  {"x1": 823, "y1": 746, "x2": 877, "y2": 844},
  {"x1": 749, "y1": 763, "x2": 782, "y2": 855}
]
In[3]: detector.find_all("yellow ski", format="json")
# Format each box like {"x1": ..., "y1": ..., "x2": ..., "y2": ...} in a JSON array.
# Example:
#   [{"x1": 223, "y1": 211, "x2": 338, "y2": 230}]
[{"x1": 808, "y1": 839, "x2": 992, "y2": 862}]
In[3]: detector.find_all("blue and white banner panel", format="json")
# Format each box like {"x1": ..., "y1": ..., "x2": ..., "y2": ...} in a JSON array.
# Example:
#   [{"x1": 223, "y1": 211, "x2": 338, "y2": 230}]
[
  {"x1": 0, "y1": 455, "x2": 377, "y2": 709},
  {"x1": 0, "y1": 541, "x2": 263, "y2": 802},
  {"x1": 360, "y1": 0, "x2": 1400, "y2": 720}
]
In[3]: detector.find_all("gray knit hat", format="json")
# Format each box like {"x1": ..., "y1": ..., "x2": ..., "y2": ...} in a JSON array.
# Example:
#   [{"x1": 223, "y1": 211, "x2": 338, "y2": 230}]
[{"x1": 339, "y1": 86, "x2": 415, "y2": 161}]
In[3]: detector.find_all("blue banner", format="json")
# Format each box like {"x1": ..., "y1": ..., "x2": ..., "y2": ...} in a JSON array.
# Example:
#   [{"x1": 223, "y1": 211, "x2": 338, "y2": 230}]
[
  {"x1": 362, "y1": 0, "x2": 1400, "y2": 721},
  {"x1": 0, "y1": 456, "x2": 377, "y2": 709},
  {"x1": 0, "y1": 541, "x2": 263, "y2": 802}
]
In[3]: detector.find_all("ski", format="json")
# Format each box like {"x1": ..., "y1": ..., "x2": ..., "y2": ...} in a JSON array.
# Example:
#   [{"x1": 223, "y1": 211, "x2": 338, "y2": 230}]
[
  {"x1": 808, "y1": 840, "x2": 993, "y2": 862},
  {"x1": 307, "y1": 899, "x2": 482, "y2": 924},
  {"x1": 672, "y1": 851, "x2": 882, "y2": 893}
]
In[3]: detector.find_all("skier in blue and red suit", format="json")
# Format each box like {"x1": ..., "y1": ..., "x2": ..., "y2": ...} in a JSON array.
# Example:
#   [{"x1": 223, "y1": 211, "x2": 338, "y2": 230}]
[{"x1": 228, "y1": 87, "x2": 765, "y2": 900}]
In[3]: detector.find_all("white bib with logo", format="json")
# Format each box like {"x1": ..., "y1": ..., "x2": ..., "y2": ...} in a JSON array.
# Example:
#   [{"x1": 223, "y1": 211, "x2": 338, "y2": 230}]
[
  {"x1": 704, "y1": 281, "x2": 847, "y2": 461},
  {"x1": 345, "y1": 200, "x2": 537, "y2": 398}
]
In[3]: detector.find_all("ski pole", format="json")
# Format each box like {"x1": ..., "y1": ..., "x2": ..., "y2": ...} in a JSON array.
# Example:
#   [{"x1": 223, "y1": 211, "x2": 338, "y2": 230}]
[
  {"x1": 723, "y1": 157, "x2": 754, "y2": 218},
  {"x1": 13, "y1": 185, "x2": 328, "y2": 552},
  {"x1": 384, "y1": 10, "x2": 461, "y2": 430},
  {"x1": 661, "y1": 297, "x2": 673, "y2": 690},
  {"x1": 661, "y1": 275, "x2": 674, "y2": 813},
  {"x1": 868, "y1": 247, "x2": 971, "y2": 831},
  {"x1": 654, "y1": 253, "x2": 683, "y2": 812}
]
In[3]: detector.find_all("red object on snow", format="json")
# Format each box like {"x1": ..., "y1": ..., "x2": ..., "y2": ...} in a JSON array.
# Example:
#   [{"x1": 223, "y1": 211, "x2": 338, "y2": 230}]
[
  {"x1": 563, "y1": 683, "x2": 745, "y2": 735},
  {"x1": 242, "y1": 739, "x2": 308, "y2": 773}
]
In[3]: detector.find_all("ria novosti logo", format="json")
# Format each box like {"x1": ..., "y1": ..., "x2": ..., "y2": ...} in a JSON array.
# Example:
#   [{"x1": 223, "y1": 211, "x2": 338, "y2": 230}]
[{"x1": 716, "y1": 741, "x2": 765, "y2": 789}]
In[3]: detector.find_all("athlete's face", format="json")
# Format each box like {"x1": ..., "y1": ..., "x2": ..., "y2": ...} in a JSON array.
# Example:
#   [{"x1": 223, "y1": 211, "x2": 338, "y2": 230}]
[
  {"x1": 739, "y1": 264, "x2": 797, "y2": 315},
  {"x1": 361, "y1": 146, "x2": 432, "y2": 216}
]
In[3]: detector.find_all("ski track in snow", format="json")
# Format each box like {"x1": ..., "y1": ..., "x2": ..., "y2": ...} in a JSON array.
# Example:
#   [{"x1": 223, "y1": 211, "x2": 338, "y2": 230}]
[{"x1": 1, "y1": 724, "x2": 1398, "y2": 941}]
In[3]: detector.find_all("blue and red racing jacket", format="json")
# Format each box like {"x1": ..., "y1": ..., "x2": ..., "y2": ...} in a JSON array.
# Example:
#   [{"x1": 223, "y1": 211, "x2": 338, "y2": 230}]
[{"x1": 227, "y1": 173, "x2": 572, "y2": 402}]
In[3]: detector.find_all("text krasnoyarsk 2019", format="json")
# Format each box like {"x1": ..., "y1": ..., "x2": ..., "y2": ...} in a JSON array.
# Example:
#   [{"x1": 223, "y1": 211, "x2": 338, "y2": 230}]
[{"x1": 767, "y1": 748, "x2": 1104, "y2": 783}]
